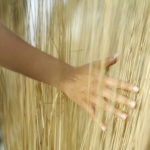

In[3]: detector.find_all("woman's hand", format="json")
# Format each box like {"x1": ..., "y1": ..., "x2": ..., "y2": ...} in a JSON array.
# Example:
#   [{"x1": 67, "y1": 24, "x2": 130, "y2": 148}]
[
  {"x1": 59, "y1": 56, "x2": 139, "y2": 131},
  {"x1": 0, "y1": 23, "x2": 139, "y2": 131},
  {"x1": 0, "y1": 22, "x2": 139, "y2": 132}
]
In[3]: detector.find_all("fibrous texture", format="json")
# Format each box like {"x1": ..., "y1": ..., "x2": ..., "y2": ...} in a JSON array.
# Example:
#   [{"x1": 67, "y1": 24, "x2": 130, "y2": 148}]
[{"x1": 0, "y1": 0, "x2": 150, "y2": 150}]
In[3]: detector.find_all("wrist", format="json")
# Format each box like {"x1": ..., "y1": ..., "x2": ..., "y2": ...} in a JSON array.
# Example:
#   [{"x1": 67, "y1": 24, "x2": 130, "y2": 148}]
[{"x1": 54, "y1": 62, "x2": 75, "y2": 91}]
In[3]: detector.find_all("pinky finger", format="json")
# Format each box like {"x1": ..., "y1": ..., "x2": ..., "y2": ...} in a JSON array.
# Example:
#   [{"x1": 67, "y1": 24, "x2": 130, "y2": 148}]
[
  {"x1": 83, "y1": 102, "x2": 107, "y2": 131},
  {"x1": 92, "y1": 115, "x2": 107, "y2": 131}
]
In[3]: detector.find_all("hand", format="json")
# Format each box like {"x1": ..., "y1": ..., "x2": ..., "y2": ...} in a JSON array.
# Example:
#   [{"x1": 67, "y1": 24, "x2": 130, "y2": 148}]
[{"x1": 59, "y1": 55, "x2": 139, "y2": 131}]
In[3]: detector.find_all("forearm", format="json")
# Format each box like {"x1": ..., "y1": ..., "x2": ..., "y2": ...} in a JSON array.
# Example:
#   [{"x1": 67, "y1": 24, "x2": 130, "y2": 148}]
[{"x1": 0, "y1": 23, "x2": 71, "y2": 87}]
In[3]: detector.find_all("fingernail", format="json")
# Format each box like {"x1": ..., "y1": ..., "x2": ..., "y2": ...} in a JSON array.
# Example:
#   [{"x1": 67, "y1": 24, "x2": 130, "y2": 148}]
[
  {"x1": 121, "y1": 113, "x2": 127, "y2": 120},
  {"x1": 101, "y1": 125, "x2": 106, "y2": 131},
  {"x1": 133, "y1": 86, "x2": 140, "y2": 92},
  {"x1": 113, "y1": 53, "x2": 119, "y2": 59},
  {"x1": 130, "y1": 101, "x2": 136, "y2": 108}
]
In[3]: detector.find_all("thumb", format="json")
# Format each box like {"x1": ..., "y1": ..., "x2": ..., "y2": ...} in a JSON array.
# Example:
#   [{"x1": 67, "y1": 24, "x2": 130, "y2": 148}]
[{"x1": 105, "y1": 54, "x2": 118, "y2": 68}]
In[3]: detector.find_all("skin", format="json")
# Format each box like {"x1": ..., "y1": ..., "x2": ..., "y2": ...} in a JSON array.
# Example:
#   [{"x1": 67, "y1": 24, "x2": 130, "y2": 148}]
[{"x1": 0, "y1": 22, "x2": 139, "y2": 131}]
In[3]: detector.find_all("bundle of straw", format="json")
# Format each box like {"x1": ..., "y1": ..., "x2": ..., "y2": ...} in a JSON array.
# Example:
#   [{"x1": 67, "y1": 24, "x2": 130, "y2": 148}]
[{"x1": 0, "y1": 0, "x2": 149, "y2": 149}]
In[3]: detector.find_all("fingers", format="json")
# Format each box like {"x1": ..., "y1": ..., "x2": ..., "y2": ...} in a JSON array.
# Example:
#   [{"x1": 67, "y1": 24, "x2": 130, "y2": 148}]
[
  {"x1": 92, "y1": 115, "x2": 107, "y2": 131},
  {"x1": 103, "y1": 88, "x2": 136, "y2": 108},
  {"x1": 99, "y1": 99, "x2": 128, "y2": 120},
  {"x1": 105, "y1": 56, "x2": 118, "y2": 68},
  {"x1": 105, "y1": 77, "x2": 140, "y2": 93},
  {"x1": 82, "y1": 97, "x2": 128, "y2": 131}
]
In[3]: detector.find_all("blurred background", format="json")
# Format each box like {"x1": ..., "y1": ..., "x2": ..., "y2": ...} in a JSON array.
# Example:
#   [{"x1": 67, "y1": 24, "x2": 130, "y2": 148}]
[{"x1": 0, "y1": 0, "x2": 150, "y2": 150}]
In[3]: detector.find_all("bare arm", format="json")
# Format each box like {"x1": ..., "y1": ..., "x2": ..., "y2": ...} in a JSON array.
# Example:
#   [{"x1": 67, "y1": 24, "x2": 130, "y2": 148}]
[
  {"x1": 0, "y1": 23, "x2": 72, "y2": 88},
  {"x1": 0, "y1": 23, "x2": 139, "y2": 131}
]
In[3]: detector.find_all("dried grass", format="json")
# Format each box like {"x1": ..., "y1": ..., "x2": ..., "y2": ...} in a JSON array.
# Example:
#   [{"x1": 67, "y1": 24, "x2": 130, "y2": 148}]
[{"x1": 0, "y1": 0, "x2": 150, "y2": 149}]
